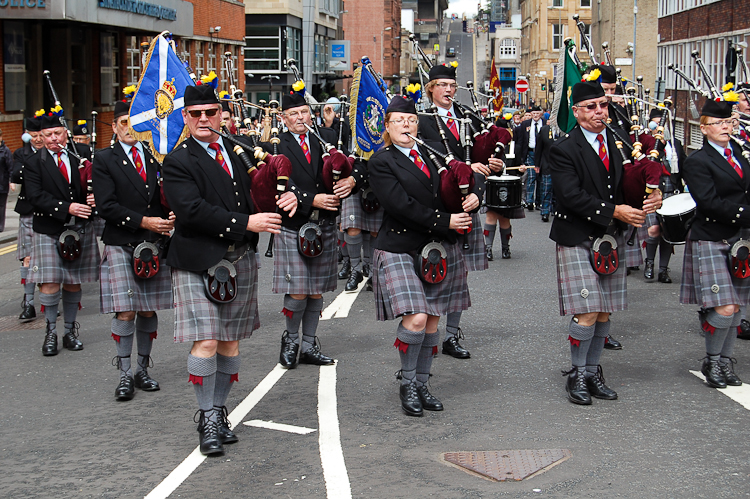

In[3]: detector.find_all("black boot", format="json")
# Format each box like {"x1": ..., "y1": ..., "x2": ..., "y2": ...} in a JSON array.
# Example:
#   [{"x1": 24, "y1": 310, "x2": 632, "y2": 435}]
[
  {"x1": 442, "y1": 329, "x2": 471, "y2": 359},
  {"x1": 215, "y1": 405, "x2": 238, "y2": 444},
  {"x1": 739, "y1": 319, "x2": 750, "y2": 340},
  {"x1": 279, "y1": 331, "x2": 299, "y2": 369},
  {"x1": 362, "y1": 263, "x2": 371, "y2": 278},
  {"x1": 719, "y1": 357, "x2": 742, "y2": 386},
  {"x1": 701, "y1": 357, "x2": 727, "y2": 388},
  {"x1": 658, "y1": 268, "x2": 672, "y2": 283},
  {"x1": 113, "y1": 356, "x2": 135, "y2": 401},
  {"x1": 134, "y1": 355, "x2": 160, "y2": 391},
  {"x1": 42, "y1": 323, "x2": 58, "y2": 356},
  {"x1": 416, "y1": 384, "x2": 443, "y2": 411},
  {"x1": 585, "y1": 366, "x2": 618, "y2": 400},
  {"x1": 345, "y1": 269, "x2": 363, "y2": 292},
  {"x1": 563, "y1": 368, "x2": 592, "y2": 405},
  {"x1": 399, "y1": 381, "x2": 423, "y2": 417},
  {"x1": 299, "y1": 338, "x2": 335, "y2": 366},
  {"x1": 62, "y1": 322, "x2": 83, "y2": 351},
  {"x1": 19, "y1": 301, "x2": 36, "y2": 322},
  {"x1": 195, "y1": 409, "x2": 224, "y2": 456},
  {"x1": 603, "y1": 335, "x2": 623, "y2": 350},
  {"x1": 643, "y1": 259, "x2": 655, "y2": 280},
  {"x1": 501, "y1": 247, "x2": 511, "y2": 259},
  {"x1": 337, "y1": 258, "x2": 351, "y2": 280}
]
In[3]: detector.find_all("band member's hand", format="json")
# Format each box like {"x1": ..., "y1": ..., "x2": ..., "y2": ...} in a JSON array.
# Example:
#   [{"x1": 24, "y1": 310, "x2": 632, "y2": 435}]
[
  {"x1": 642, "y1": 189, "x2": 663, "y2": 214},
  {"x1": 68, "y1": 202, "x2": 92, "y2": 218},
  {"x1": 535, "y1": 167, "x2": 540, "y2": 174},
  {"x1": 140, "y1": 216, "x2": 173, "y2": 235},
  {"x1": 247, "y1": 212, "x2": 282, "y2": 234},
  {"x1": 487, "y1": 157, "x2": 504, "y2": 173},
  {"x1": 313, "y1": 193, "x2": 341, "y2": 211},
  {"x1": 9, "y1": 183, "x2": 17, "y2": 193},
  {"x1": 471, "y1": 162, "x2": 491, "y2": 176},
  {"x1": 86, "y1": 193, "x2": 96, "y2": 207},
  {"x1": 276, "y1": 191, "x2": 298, "y2": 218},
  {"x1": 323, "y1": 105, "x2": 336, "y2": 127},
  {"x1": 462, "y1": 193, "x2": 480, "y2": 212},
  {"x1": 449, "y1": 212, "x2": 472, "y2": 230},
  {"x1": 168, "y1": 211, "x2": 176, "y2": 222},
  {"x1": 518, "y1": 165, "x2": 527, "y2": 173},
  {"x1": 333, "y1": 176, "x2": 355, "y2": 199},
  {"x1": 613, "y1": 204, "x2": 646, "y2": 226}
]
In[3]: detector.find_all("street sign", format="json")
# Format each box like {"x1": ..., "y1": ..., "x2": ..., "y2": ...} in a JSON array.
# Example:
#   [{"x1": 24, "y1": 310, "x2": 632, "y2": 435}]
[{"x1": 516, "y1": 78, "x2": 529, "y2": 93}]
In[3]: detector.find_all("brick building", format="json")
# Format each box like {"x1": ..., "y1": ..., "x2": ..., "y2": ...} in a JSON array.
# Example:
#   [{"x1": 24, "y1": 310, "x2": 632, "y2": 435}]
[
  {"x1": 657, "y1": 0, "x2": 750, "y2": 152},
  {"x1": 0, "y1": 0, "x2": 245, "y2": 152}
]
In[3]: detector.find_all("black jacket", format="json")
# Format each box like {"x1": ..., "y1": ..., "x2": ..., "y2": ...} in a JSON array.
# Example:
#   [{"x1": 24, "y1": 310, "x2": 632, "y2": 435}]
[
  {"x1": 548, "y1": 126, "x2": 625, "y2": 247},
  {"x1": 0, "y1": 141, "x2": 12, "y2": 194},
  {"x1": 514, "y1": 118, "x2": 546, "y2": 165},
  {"x1": 682, "y1": 140, "x2": 750, "y2": 242},
  {"x1": 368, "y1": 144, "x2": 455, "y2": 253},
  {"x1": 533, "y1": 124, "x2": 561, "y2": 176},
  {"x1": 12, "y1": 143, "x2": 36, "y2": 215},
  {"x1": 92, "y1": 142, "x2": 169, "y2": 246},
  {"x1": 162, "y1": 137, "x2": 257, "y2": 272}
]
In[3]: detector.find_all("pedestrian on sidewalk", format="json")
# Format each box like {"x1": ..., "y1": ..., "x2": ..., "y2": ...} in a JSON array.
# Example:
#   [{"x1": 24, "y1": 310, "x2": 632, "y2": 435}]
[{"x1": 0, "y1": 128, "x2": 13, "y2": 232}]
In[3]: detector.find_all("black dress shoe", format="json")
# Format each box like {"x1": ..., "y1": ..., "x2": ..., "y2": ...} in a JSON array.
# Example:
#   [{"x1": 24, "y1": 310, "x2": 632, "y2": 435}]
[
  {"x1": 585, "y1": 366, "x2": 618, "y2": 400},
  {"x1": 501, "y1": 247, "x2": 511, "y2": 259},
  {"x1": 563, "y1": 368, "x2": 592, "y2": 405},
  {"x1": 719, "y1": 358, "x2": 743, "y2": 386},
  {"x1": 526, "y1": 203, "x2": 535, "y2": 211},
  {"x1": 337, "y1": 259, "x2": 351, "y2": 280},
  {"x1": 115, "y1": 375, "x2": 135, "y2": 401},
  {"x1": 739, "y1": 319, "x2": 750, "y2": 340},
  {"x1": 19, "y1": 302, "x2": 36, "y2": 323},
  {"x1": 279, "y1": 331, "x2": 299, "y2": 369},
  {"x1": 643, "y1": 259, "x2": 655, "y2": 280},
  {"x1": 416, "y1": 385, "x2": 443, "y2": 411},
  {"x1": 215, "y1": 406, "x2": 238, "y2": 444},
  {"x1": 486, "y1": 246, "x2": 493, "y2": 261},
  {"x1": 42, "y1": 323, "x2": 58, "y2": 356},
  {"x1": 299, "y1": 342, "x2": 335, "y2": 366},
  {"x1": 365, "y1": 277, "x2": 373, "y2": 292},
  {"x1": 701, "y1": 358, "x2": 727, "y2": 388},
  {"x1": 603, "y1": 335, "x2": 622, "y2": 350},
  {"x1": 134, "y1": 369, "x2": 160, "y2": 391},
  {"x1": 195, "y1": 410, "x2": 224, "y2": 456},
  {"x1": 62, "y1": 331, "x2": 83, "y2": 351},
  {"x1": 628, "y1": 266, "x2": 640, "y2": 271},
  {"x1": 345, "y1": 269, "x2": 363, "y2": 292},
  {"x1": 399, "y1": 382, "x2": 423, "y2": 417},
  {"x1": 657, "y1": 268, "x2": 672, "y2": 283},
  {"x1": 541, "y1": 214, "x2": 549, "y2": 222},
  {"x1": 442, "y1": 335, "x2": 471, "y2": 359},
  {"x1": 362, "y1": 263, "x2": 371, "y2": 278}
]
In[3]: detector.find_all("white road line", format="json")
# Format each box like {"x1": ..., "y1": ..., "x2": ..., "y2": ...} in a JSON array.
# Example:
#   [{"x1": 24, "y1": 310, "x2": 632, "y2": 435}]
[
  {"x1": 689, "y1": 370, "x2": 750, "y2": 410},
  {"x1": 321, "y1": 280, "x2": 366, "y2": 320},
  {"x1": 145, "y1": 365, "x2": 288, "y2": 499},
  {"x1": 318, "y1": 361, "x2": 352, "y2": 499},
  {"x1": 243, "y1": 419, "x2": 317, "y2": 435}
]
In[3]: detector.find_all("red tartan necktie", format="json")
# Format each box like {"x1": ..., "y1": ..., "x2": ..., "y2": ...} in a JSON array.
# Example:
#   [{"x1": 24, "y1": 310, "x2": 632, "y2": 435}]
[
  {"x1": 446, "y1": 111, "x2": 459, "y2": 140},
  {"x1": 208, "y1": 142, "x2": 232, "y2": 177},
  {"x1": 409, "y1": 149, "x2": 430, "y2": 178},
  {"x1": 57, "y1": 152, "x2": 69, "y2": 183},
  {"x1": 725, "y1": 148, "x2": 743, "y2": 178},
  {"x1": 131, "y1": 146, "x2": 147, "y2": 183},
  {"x1": 596, "y1": 134, "x2": 609, "y2": 172},
  {"x1": 299, "y1": 133, "x2": 312, "y2": 163}
]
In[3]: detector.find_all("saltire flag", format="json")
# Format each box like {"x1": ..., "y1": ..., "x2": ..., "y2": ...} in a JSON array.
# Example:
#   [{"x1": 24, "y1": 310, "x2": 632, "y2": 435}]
[
  {"x1": 489, "y1": 57, "x2": 503, "y2": 112},
  {"x1": 129, "y1": 32, "x2": 194, "y2": 162},
  {"x1": 349, "y1": 57, "x2": 389, "y2": 159},
  {"x1": 550, "y1": 38, "x2": 584, "y2": 135}
]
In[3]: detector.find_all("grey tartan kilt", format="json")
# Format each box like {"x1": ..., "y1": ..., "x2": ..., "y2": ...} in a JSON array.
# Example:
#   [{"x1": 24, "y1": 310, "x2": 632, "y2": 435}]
[
  {"x1": 272, "y1": 222, "x2": 337, "y2": 295},
  {"x1": 172, "y1": 247, "x2": 260, "y2": 343},
  {"x1": 460, "y1": 212, "x2": 488, "y2": 272},
  {"x1": 373, "y1": 243, "x2": 470, "y2": 321},
  {"x1": 17, "y1": 214, "x2": 34, "y2": 260},
  {"x1": 679, "y1": 229, "x2": 750, "y2": 308},
  {"x1": 29, "y1": 224, "x2": 100, "y2": 285},
  {"x1": 99, "y1": 244, "x2": 173, "y2": 314},
  {"x1": 340, "y1": 191, "x2": 384, "y2": 232},
  {"x1": 624, "y1": 224, "x2": 646, "y2": 267},
  {"x1": 556, "y1": 234, "x2": 627, "y2": 316},
  {"x1": 92, "y1": 216, "x2": 106, "y2": 238}
]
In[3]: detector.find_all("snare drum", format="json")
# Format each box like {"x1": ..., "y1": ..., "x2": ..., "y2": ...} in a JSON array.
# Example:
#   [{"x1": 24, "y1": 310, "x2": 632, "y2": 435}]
[
  {"x1": 656, "y1": 192, "x2": 696, "y2": 245},
  {"x1": 486, "y1": 174, "x2": 522, "y2": 210}
]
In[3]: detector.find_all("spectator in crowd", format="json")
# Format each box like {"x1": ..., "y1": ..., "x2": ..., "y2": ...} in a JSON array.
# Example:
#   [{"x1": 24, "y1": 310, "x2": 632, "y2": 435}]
[{"x1": 0, "y1": 128, "x2": 14, "y2": 232}]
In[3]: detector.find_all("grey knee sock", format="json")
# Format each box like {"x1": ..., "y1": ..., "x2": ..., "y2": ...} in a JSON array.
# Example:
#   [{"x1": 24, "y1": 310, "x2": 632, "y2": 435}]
[
  {"x1": 444, "y1": 311, "x2": 462, "y2": 342},
  {"x1": 484, "y1": 223, "x2": 496, "y2": 248},
  {"x1": 499, "y1": 226, "x2": 512, "y2": 249},
  {"x1": 339, "y1": 233, "x2": 348, "y2": 258},
  {"x1": 214, "y1": 353, "x2": 241, "y2": 410},
  {"x1": 39, "y1": 290, "x2": 61, "y2": 331},
  {"x1": 345, "y1": 232, "x2": 363, "y2": 272},
  {"x1": 720, "y1": 312, "x2": 742, "y2": 361},
  {"x1": 301, "y1": 297, "x2": 324, "y2": 353},
  {"x1": 396, "y1": 322, "x2": 425, "y2": 385},
  {"x1": 62, "y1": 289, "x2": 82, "y2": 330},
  {"x1": 586, "y1": 321, "x2": 610, "y2": 377},
  {"x1": 21, "y1": 267, "x2": 35, "y2": 305},
  {"x1": 188, "y1": 354, "x2": 218, "y2": 413},
  {"x1": 645, "y1": 236, "x2": 658, "y2": 261},
  {"x1": 283, "y1": 295, "x2": 307, "y2": 340},
  {"x1": 362, "y1": 233, "x2": 372, "y2": 266},
  {"x1": 135, "y1": 314, "x2": 158, "y2": 373},
  {"x1": 569, "y1": 319, "x2": 596, "y2": 368},
  {"x1": 112, "y1": 318, "x2": 136, "y2": 377},
  {"x1": 416, "y1": 332, "x2": 440, "y2": 386},
  {"x1": 658, "y1": 239, "x2": 673, "y2": 270},
  {"x1": 704, "y1": 309, "x2": 734, "y2": 359}
]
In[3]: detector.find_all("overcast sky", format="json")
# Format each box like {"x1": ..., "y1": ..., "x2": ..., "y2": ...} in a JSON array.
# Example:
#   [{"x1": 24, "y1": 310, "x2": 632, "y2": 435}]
[{"x1": 446, "y1": 0, "x2": 480, "y2": 16}]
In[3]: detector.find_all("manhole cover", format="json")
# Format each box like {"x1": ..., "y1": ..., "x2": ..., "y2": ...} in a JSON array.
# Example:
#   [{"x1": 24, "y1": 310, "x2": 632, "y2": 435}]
[
  {"x1": 442, "y1": 449, "x2": 571, "y2": 481},
  {"x1": 0, "y1": 315, "x2": 46, "y2": 332}
]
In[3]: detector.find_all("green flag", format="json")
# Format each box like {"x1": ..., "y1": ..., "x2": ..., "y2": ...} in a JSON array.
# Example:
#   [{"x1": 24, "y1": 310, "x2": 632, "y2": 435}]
[{"x1": 551, "y1": 39, "x2": 584, "y2": 134}]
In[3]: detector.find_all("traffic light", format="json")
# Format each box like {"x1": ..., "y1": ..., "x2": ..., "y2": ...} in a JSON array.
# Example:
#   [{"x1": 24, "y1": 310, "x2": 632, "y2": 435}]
[{"x1": 541, "y1": 83, "x2": 546, "y2": 92}]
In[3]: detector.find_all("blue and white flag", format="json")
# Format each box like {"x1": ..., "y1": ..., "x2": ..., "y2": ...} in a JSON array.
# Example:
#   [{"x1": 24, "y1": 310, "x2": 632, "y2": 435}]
[
  {"x1": 349, "y1": 58, "x2": 389, "y2": 159},
  {"x1": 129, "y1": 33, "x2": 194, "y2": 161}
]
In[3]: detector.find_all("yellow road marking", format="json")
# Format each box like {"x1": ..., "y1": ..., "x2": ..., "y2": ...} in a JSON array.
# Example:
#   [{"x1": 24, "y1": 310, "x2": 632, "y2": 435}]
[{"x1": 0, "y1": 244, "x2": 17, "y2": 256}]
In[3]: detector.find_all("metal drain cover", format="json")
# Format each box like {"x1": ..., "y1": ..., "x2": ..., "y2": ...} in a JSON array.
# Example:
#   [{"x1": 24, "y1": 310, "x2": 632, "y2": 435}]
[
  {"x1": 0, "y1": 316, "x2": 46, "y2": 332},
  {"x1": 442, "y1": 449, "x2": 571, "y2": 481}
]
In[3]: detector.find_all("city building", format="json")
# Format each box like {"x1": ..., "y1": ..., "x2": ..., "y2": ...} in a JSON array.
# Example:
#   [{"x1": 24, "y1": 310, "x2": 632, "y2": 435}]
[
  {"x1": 402, "y1": 0, "x2": 448, "y2": 55},
  {"x1": 0, "y1": 0, "x2": 245, "y2": 152},
  {"x1": 492, "y1": 24, "x2": 523, "y2": 108},
  {"x1": 657, "y1": 0, "x2": 750, "y2": 152}
]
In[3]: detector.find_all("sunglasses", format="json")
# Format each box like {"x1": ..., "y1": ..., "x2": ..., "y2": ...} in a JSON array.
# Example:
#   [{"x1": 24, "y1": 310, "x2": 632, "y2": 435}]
[
  {"x1": 576, "y1": 101, "x2": 609, "y2": 111},
  {"x1": 186, "y1": 108, "x2": 219, "y2": 118}
]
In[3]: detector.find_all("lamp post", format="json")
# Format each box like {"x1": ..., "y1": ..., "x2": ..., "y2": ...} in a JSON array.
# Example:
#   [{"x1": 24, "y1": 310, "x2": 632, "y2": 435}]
[{"x1": 261, "y1": 74, "x2": 280, "y2": 101}]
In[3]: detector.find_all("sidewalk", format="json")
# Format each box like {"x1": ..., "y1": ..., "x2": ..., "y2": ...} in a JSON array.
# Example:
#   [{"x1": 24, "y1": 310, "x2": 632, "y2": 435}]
[{"x1": 0, "y1": 190, "x2": 20, "y2": 245}]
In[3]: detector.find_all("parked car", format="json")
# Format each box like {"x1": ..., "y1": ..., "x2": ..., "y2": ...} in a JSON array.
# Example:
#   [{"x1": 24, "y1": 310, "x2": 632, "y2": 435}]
[{"x1": 446, "y1": 47, "x2": 456, "y2": 57}]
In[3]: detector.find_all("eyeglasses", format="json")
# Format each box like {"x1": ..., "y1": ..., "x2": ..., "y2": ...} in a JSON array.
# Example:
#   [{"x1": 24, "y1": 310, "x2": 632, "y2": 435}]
[
  {"x1": 575, "y1": 101, "x2": 609, "y2": 111},
  {"x1": 118, "y1": 119, "x2": 129, "y2": 126},
  {"x1": 284, "y1": 109, "x2": 311, "y2": 119},
  {"x1": 389, "y1": 118, "x2": 418, "y2": 125},
  {"x1": 704, "y1": 119, "x2": 734, "y2": 127},
  {"x1": 186, "y1": 108, "x2": 219, "y2": 118},
  {"x1": 434, "y1": 82, "x2": 458, "y2": 90}
]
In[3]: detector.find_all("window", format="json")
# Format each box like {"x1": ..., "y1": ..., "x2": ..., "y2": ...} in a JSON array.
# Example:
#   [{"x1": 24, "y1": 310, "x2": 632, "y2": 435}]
[
  {"x1": 286, "y1": 27, "x2": 301, "y2": 63},
  {"x1": 179, "y1": 40, "x2": 191, "y2": 70},
  {"x1": 498, "y1": 38, "x2": 517, "y2": 58},
  {"x1": 126, "y1": 36, "x2": 141, "y2": 87},
  {"x1": 314, "y1": 34, "x2": 329, "y2": 73},
  {"x1": 207, "y1": 43, "x2": 217, "y2": 76},
  {"x1": 580, "y1": 0, "x2": 591, "y2": 6},
  {"x1": 497, "y1": 67, "x2": 516, "y2": 80},
  {"x1": 245, "y1": 26, "x2": 281, "y2": 72},
  {"x1": 673, "y1": 118, "x2": 685, "y2": 144},
  {"x1": 578, "y1": 23, "x2": 591, "y2": 53},
  {"x1": 195, "y1": 41, "x2": 204, "y2": 77},
  {"x1": 100, "y1": 33, "x2": 118, "y2": 105},
  {"x1": 689, "y1": 122, "x2": 703, "y2": 151},
  {"x1": 552, "y1": 0, "x2": 563, "y2": 7},
  {"x1": 552, "y1": 24, "x2": 563, "y2": 50},
  {"x1": 659, "y1": 0, "x2": 722, "y2": 17}
]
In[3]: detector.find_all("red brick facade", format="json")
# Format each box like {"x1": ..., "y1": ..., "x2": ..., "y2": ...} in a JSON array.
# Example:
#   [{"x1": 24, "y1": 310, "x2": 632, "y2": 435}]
[{"x1": 659, "y1": 0, "x2": 750, "y2": 43}]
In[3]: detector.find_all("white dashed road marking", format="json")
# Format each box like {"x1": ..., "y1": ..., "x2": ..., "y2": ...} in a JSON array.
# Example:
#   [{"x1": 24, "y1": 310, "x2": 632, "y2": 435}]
[
  {"x1": 243, "y1": 419, "x2": 317, "y2": 435},
  {"x1": 689, "y1": 370, "x2": 750, "y2": 410}
]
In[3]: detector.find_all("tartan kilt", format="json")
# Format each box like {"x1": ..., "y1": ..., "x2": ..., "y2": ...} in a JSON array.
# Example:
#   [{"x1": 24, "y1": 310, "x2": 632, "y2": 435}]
[
  {"x1": 272, "y1": 222, "x2": 337, "y2": 295},
  {"x1": 459, "y1": 212, "x2": 488, "y2": 272},
  {"x1": 624, "y1": 225, "x2": 645, "y2": 267},
  {"x1": 17, "y1": 214, "x2": 34, "y2": 260},
  {"x1": 99, "y1": 244, "x2": 173, "y2": 314},
  {"x1": 340, "y1": 191, "x2": 385, "y2": 233},
  {"x1": 679, "y1": 229, "x2": 750, "y2": 308},
  {"x1": 172, "y1": 247, "x2": 260, "y2": 343},
  {"x1": 485, "y1": 205, "x2": 526, "y2": 219},
  {"x1": 556, "y1": 234, "x2": 628, "y2": 316},
  {"x1": 373, "y1": 244, "x2": 470, "y2": 321},
  {"x1": 92, "y1": 216, "x2": 106, "y2": 238},
  {"x1": 29, "y1": 223, "x2": 100, "y2": 285}
]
